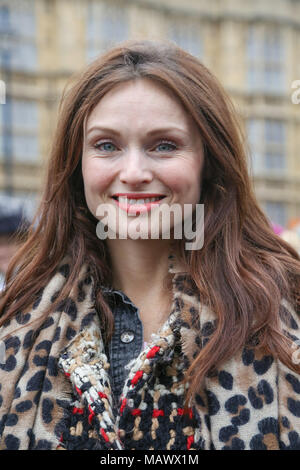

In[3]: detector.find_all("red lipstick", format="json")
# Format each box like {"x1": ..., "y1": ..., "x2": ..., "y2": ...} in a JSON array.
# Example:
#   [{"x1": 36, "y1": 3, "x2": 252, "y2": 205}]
[
  {"x1": 111, "y1": 193, "x2": 166, "y2": 214},
  {"x1": 112, "y1": 193, "x2": 166, "y2": 199}
]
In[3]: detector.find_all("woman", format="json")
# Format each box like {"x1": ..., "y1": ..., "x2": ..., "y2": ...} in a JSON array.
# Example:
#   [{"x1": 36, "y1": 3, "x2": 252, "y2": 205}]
[{"x1": 0, "y1": 40, "x2": 299, "y2": 451}]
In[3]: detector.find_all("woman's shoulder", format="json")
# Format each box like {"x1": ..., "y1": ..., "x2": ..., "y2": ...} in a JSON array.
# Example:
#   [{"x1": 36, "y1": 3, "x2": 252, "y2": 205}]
[
  {"x1": 39, "y1": 254, "x2": 94, "y2": 295},
  {"x1": 0, "y1": 255, "x2": 94, "y2": 338},
  {"x1": 279, "y1": 296, "x2": 300, "y2": 337}
]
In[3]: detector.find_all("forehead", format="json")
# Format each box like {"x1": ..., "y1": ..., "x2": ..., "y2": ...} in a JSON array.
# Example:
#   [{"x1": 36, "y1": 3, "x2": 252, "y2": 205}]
[{"x1": 85, "y1": 78, "x2": 195, "y2": 131}]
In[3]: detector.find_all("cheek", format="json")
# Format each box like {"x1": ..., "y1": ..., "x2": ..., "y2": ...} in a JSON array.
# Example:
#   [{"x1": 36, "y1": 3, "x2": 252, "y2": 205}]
[
  {"x1": 82, "y1": 160, "x2": 110, "y2": 195},
  {"x1": 164, "y1": 159, "x2": 203, "y2": 200},
  {"x1": 185, "y1": 157, "x2": 204, "y2": 200},
  {"x1": 82, "y1": 160, "x2": 114, "y2": 216}
]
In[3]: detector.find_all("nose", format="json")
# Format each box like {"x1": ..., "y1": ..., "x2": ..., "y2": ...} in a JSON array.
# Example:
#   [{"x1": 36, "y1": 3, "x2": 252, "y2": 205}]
[{"x1": 118, "y1": 148, "x2": 153, "y2": 185}]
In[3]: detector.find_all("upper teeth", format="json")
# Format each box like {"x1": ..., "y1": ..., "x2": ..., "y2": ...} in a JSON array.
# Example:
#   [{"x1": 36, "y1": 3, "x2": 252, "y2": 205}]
[{"x1": 117, "y1": 196, "x2": 162, "y2": 204}]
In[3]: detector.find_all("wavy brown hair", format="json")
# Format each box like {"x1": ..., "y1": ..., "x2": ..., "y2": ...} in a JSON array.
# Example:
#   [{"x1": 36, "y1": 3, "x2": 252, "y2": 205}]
[{"x1": 1, "y1": 39, "x2": 299, "y2": 409}]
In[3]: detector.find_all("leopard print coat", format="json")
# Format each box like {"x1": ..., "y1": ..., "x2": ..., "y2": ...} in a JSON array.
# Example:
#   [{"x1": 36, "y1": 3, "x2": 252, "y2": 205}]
[{"x1": 0, "y1": 254, "x2": 300, "y2": 450}]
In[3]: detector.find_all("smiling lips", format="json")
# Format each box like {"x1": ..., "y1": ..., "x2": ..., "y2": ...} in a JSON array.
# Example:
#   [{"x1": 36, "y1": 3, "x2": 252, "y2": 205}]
[{"x1": 111, "y1": 193, "x2": 166, "y2": 214}]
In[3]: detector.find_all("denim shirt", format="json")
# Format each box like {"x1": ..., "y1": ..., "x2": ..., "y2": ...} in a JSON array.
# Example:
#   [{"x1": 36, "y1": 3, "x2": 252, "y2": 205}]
[{"x1": 101, "y1": 286, "x2": 147, "y2": 412}]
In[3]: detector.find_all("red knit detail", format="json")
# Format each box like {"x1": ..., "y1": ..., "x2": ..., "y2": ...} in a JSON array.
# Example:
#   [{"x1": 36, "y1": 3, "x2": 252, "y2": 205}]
[
  {"x1": 75, "y1": 385, "x2": 82, "y2": 396},
  {"x1": 59, "y1": 433, "x2": 63, "y2": 442},
  {"x1": 120, "y1": 398, "x2": 127, "y2": 415},
  {"x1": 88, "y1": 405, "x2": 95, "y2": 425},
  {"x1": 72, "y1": 407, "x2": 84, "y2": 415},
  {"x1": 177, "y1": 407, "x2": 193, "y2": 418},
  {"x1": 152, "y1": 409, "x2": 164, "y2": 418},
  {"x1": 64, "y1": 372, "x2": 70, "y2": 378},
  {"x1": 146, "y1": 346, "x2": 160, "y2": 359},
  {"x1": 97, "y1": 391, "x2": 108, "y2": 399},
  {"x1": 131, "y1": 370, "x2": 144, "y2": 385},
  {"x1": 131, "y1": 409, "x2": 141, "y2": 416},
  {"x1": 100, "y1": 428, "x2": 110, "y2": 443},
  {"x1": 187, "y1": 435, "x2": 194, "y2": 450}
]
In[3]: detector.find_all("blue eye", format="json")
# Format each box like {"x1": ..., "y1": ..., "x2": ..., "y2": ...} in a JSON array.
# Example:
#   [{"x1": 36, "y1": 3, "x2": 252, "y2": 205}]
[
  {"x1": 95, "y1": 141, "x2": 116, "y2": 152},
  {"x1": 93, "y1": 140, "x2": 177, "y2": 153},
  {"x1": 156, "y1": 141, "x2": 177, "y2": 152}
]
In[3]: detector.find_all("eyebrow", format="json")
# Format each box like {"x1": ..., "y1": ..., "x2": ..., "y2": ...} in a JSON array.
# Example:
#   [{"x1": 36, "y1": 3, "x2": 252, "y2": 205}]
[{"x1": 86, "y1": 125, "x2": 188, "y2": 137}]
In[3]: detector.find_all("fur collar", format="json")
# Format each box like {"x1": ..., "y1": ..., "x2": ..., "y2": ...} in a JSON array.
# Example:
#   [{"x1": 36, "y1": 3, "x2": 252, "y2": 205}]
[
  {"x1": 57, "y1": 252, "x2": 211, "y2": 449},
  {"x1": 1, "y1": 252, "x2": 300, "y2": 450}
]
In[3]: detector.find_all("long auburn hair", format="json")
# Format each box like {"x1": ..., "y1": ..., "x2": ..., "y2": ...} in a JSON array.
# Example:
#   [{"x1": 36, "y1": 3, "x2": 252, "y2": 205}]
[{"x1": 1, "y1": 39, "x2": 299, "y2": 408}]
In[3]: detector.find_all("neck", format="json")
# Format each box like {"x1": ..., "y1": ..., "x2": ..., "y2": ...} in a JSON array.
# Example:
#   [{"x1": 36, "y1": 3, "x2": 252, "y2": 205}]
[
  {"x1": 104, "y1": 239, "x2": 176, "y2": 340},
  {"x1": 105, "y1": 238, "x2": 174, "y2": 299}
]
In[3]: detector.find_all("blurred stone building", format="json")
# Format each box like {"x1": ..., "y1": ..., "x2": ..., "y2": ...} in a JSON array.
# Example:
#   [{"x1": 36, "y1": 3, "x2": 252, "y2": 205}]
[{"x1": 0, "y1": 0, "x2": 299, "y2": 227}]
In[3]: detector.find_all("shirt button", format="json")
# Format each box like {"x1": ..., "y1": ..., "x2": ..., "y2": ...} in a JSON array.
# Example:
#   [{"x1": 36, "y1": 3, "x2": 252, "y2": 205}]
[{"x1": 120, "y1": 330, "x2": 135, "y2": 343}]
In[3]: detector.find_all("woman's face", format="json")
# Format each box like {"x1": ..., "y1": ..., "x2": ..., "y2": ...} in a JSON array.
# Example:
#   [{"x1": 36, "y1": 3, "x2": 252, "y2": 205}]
[{"x1": 82, "y1": 78, "x2": 204, "y2": 240}]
